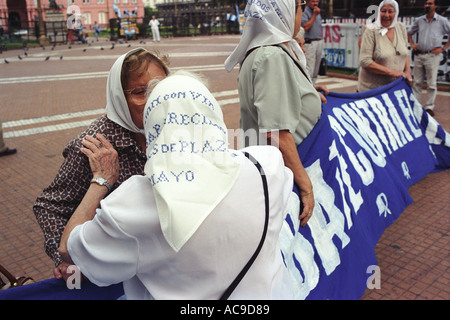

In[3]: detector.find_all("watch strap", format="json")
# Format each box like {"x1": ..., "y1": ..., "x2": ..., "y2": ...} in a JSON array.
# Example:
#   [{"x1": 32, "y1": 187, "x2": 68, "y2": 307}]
[{"x1": 91, "y1": 177, "x2": 112, "y2": 192}]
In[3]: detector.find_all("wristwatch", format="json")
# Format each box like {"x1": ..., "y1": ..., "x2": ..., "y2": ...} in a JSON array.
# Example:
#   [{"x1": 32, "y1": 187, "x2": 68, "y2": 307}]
[{"x1": 91, "y1": 177, "x2": 112, "y2": 192}]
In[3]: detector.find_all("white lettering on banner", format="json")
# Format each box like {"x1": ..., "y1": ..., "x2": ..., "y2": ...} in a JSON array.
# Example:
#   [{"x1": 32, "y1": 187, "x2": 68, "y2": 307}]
[
  {"x1": 332, "y1": 105, "x2": 387, "y2": 167},
  {"x1": 280, "y1": 160, "x2": 354, "y2": 298},
  {"x1": 353, "y1": 99, "x2": 392, "y2": 155},
  {"x1": 366, "y1": 97, "x2": 407, "y2": 153},
  {"x1": 381, "y1": 93, "x2": 414, "y2": 147},
  {"x1": 329, "y1": 116, "x2": 375, "y2": 186},
  {"x1": 327, "y1": 89, "x2": 428, "y2": 187},
  {"x1": 307, "y1": 160, "x2": 351, "y2": 275},
  {"x1": 279, "y1": 194, "x2": 319, "y2": 300},
  {"x1": 400, "y1": 91, "x2": 423, "y2": 139},
  {"x1": 329, "y1": 140, "x2": 364, "y2": 229},
  {"x1": 406, "y1": 92, "x2": 449, "y2": 147}
]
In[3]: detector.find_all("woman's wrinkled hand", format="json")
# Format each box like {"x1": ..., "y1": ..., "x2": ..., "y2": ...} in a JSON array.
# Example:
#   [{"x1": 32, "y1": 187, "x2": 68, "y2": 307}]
[
  {"x1": 80, "y1": 134, "x2": 119, "y2": 187},
  {"x1": 299, "y1": 189, "x2": 315, "y2": 227}
]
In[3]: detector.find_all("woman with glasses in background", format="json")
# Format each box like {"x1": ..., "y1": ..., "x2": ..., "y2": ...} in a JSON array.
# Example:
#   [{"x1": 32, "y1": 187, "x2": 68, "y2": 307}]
[{"x1": 33, "y1": 48, "x2": 169, "y2": 282}]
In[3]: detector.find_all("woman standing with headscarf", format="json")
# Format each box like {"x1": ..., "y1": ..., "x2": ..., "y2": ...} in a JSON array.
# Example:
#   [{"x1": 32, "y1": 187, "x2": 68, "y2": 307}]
[
  {"x1": 225, "y1": 0, "x2": 320, "y2": 227},
  {"x1": 59, "y1": 72, "x2": 296, "y2": 300},
  {"x1": 358, "y1": 0, "x2": 412, "y2": 91},
  {"x1": 33, "y1": 48, "x2": 169, "y2": 281}
]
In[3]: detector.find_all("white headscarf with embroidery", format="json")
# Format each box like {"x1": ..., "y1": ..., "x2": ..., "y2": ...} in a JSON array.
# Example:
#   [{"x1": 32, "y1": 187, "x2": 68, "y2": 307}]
[
  {"x1": 224, "y1": 0, "x2": 306, "y2": 71},
  {"x1": 143, "y1": 73, "x2": 242, "y2": 252}
]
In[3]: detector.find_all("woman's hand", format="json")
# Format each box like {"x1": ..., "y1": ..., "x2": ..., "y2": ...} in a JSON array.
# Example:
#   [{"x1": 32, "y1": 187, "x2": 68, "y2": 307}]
[
  {"x1": 403, "y1": 70, "x2": 413, "y2": 86},
  {"x1": 314, "y1": 84, "x2": 329, "y2": 104},
  {"x1": 268, "y1": 130, "x2": 315, "y2": 227},
  {"x1": 80, "y1": 134, "x2": 119, "y2": 187},
  {"x1": 299, "y1": 189, "x2": 315, "y2": 227}
]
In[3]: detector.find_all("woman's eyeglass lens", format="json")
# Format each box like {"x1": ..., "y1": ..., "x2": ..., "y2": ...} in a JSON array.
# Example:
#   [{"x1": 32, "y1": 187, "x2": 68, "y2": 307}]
[{"x1": 125, "y1": 87, "x2": 147, "y2": 105}]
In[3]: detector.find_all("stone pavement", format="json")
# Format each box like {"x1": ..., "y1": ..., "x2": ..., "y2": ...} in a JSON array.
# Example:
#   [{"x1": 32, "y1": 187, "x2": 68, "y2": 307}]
[{"x1": 0, "y1": 35, "x2": 448, "y2": 300}]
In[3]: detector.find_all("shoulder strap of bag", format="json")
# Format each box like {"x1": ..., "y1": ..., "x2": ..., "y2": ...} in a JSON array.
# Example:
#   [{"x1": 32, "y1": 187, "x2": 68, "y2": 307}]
[
  {"x1": 220, "y1": 151, "x2": 270, "y2": 300},
  {"x1": 275, "y1": 44, "x2": 312, "y2": 83}
]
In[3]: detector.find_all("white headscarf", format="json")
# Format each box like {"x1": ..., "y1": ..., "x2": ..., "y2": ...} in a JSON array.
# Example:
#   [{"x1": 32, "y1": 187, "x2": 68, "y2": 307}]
[
  {"x1": 224, "y1": 0, "x2": 306, "y2": 72},
  {"x1": 366, "y1": 0, "x2": 399, "y2": 36},
  {"x1": 105, "y1": 47, "x2": 149, "y2": 133},
  {"x1": 143, "y1": 73, "x2": 242, "y2": 252}
]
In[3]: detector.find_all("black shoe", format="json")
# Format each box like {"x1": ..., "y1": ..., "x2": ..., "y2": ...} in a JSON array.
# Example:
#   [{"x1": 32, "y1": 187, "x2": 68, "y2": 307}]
[
  {"x1": 426, "y1": 109, "x2": 435, "y2": 117},
  {"x1": 0, "y1": 148, "x2": 17, "y2": 157}
]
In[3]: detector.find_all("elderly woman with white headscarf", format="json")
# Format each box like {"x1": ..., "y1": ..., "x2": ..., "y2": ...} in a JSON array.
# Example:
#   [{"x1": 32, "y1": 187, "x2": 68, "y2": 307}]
[
  {"x1": 34, "y1": 48, "x2": 169, "y2": 281},
  {"x1": 59, "y1": 72, "x2": 296, "y2": 300},
  {"x1": 358, "y1": 0, "x2": 412, "y2": 91},
  {"x1": 225, "y1": 0, "x2": 320, "y2": 227}
]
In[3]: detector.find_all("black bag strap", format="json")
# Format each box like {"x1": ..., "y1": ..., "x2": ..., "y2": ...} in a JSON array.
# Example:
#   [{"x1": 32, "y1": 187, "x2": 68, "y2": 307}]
[
  {"x1": 275, "y1": 44, "x2": 312, "y2": 83},
  {"x1": 220, "y1": 151, "x2": 270, "y2": 300}
]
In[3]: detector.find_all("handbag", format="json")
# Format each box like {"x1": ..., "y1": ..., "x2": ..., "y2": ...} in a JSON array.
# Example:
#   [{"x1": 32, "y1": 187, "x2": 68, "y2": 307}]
[
  {"x1": 220, "y1": 151, "x2": 269, "y2": 300},
  {"x1": 0, "y1": 264, "x2": 34, "y2": 290},
  {"x1": 319, "y1": 57, "x2": 327, "y2": 76}
]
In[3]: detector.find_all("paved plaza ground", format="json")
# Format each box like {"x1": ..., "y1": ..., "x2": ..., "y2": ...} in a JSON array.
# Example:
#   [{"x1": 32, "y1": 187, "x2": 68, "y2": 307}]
[{"x1": 0, "y1": 34, "x2": 448, "y2": 300}]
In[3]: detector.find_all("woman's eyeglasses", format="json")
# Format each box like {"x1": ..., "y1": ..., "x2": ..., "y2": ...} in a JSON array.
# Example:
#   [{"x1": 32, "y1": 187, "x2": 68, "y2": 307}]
[{"x1": 124, "y1": 86, "x2": 148, "y2": 105}]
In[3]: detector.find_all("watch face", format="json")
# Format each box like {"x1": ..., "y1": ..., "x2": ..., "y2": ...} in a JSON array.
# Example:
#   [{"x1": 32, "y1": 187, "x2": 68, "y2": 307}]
[{"x1": 97, "y1": 177, "x2": 106, "y2": 184}]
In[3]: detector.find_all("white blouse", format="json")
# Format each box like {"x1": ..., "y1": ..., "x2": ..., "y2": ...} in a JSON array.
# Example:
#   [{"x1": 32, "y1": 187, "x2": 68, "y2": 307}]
[{"x1": 67, "y1": 146, "x2": 295, "y2": 300}]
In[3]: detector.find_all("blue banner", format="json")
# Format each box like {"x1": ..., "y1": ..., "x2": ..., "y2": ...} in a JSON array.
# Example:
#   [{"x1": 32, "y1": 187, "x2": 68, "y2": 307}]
[{"x1": 280, "y1": 78, "x2": 449, "y2": 300}]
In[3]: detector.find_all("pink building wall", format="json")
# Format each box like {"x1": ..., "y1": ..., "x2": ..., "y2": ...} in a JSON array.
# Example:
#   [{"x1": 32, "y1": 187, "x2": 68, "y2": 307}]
[{"x1": 0, "y1": 0, "x2": 145, "y2": 30}]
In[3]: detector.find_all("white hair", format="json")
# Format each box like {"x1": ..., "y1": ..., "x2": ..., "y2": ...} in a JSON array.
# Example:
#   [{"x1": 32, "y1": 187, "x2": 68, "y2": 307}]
[{"x1": 146, "y1": 70, "x2": 209, "y2": 99}]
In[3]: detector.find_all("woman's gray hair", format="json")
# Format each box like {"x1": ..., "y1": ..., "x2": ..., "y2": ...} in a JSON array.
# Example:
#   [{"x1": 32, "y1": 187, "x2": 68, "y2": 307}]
[{"x1": 146, "y1": 70, "x2": 209, "y2": 99}]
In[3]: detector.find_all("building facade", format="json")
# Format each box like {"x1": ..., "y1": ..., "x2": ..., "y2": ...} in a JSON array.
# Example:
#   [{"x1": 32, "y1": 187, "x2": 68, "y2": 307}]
[{"x1": 0, "y1": 0, "x2": 145, "y2": 31}]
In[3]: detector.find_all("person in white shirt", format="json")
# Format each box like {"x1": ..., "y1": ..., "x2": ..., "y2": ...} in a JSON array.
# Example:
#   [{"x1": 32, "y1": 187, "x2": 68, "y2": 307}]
[
  {"x1": 59, "y1": 72, "x2": 296, "y2": 300},
  {"x1": 149, "y1": 16, "x2": 161, "y2": 42}
]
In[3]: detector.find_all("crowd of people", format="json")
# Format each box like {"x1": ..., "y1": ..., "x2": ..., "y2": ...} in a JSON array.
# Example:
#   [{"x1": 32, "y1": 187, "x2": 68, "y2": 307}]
[{"x1": 0, "y1": 0, "x2": 447, "y2": 300}]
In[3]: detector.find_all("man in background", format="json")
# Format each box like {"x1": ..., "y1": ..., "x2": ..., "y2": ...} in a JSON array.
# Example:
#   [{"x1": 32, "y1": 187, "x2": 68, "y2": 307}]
[
  {"x1": 301, "y1": 0, "x2": 323, "y2": 84},
  {"x1": 408, "y1": 0, "x2": 450, "y2": 116}
]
